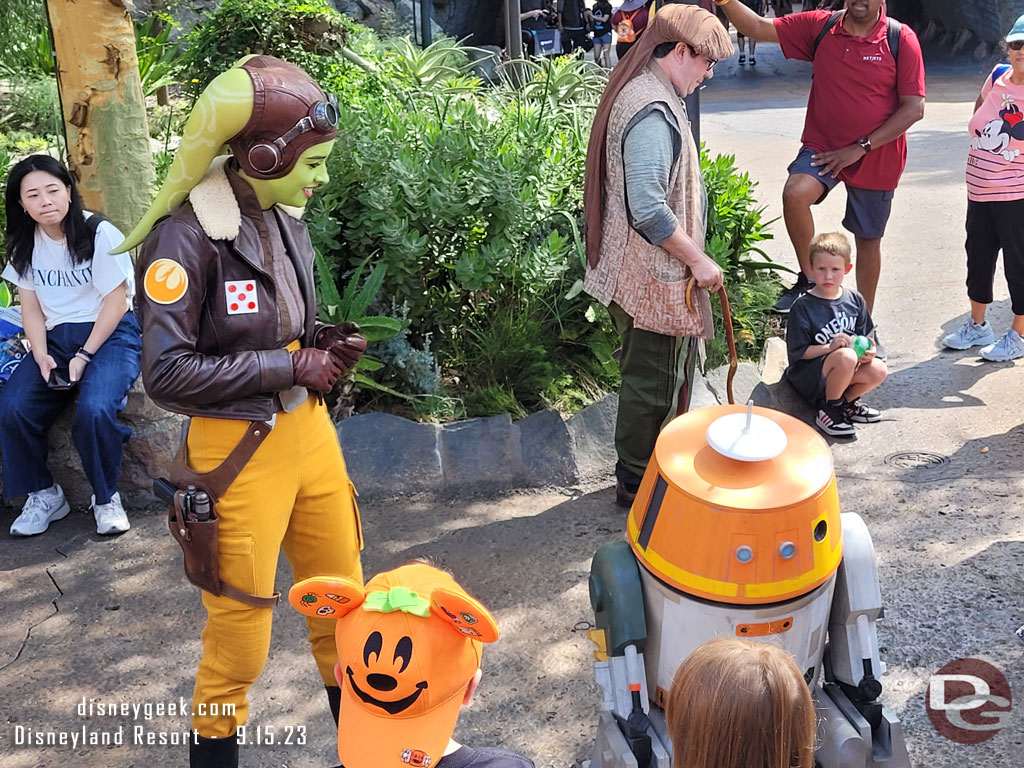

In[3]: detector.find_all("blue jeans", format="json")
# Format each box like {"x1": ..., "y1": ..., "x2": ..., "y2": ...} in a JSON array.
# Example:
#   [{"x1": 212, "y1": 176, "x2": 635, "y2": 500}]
[{"x1": 0, "y1": 313, "x2": 142, "y2": 504}]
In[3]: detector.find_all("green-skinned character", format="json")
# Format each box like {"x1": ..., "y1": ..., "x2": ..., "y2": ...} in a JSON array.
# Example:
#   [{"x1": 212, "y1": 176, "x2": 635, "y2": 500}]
[{"x1": 127, "y1": 56, "x2": 367, "y2": 767}]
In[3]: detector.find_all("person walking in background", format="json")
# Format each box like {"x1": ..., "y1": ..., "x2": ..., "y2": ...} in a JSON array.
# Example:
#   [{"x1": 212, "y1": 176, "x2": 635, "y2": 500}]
[
  {"x1": 666, "y1": 638, "x2": 816, "y2": 768},
  {"x1": 943, "y1": 13, "x2": 1024, "y2": 361},
  {"x1": 591, "y1": 0, "x2": 614, "y2": 67},
  {"x1": 736, "y1": 0, "x2": 765, "y2": 65},
  {"x1": 769, "y1": 0, "x2": 797, "y2": 16},
  {"x1": 716, "y1": 0, "x2": 926, "y2": 353},
  {"x1": 558, "y1": 0, "x2": 590, "y2": 55},
  {"x1": 612, "y1": 0, "x2": 650, "y2": 62},
  {"x1": 583, "y1": 4, "x2": 733, "y2": 507},
  {"x1": 1, "y1": 155, "x2": 141, "y2": 537}
]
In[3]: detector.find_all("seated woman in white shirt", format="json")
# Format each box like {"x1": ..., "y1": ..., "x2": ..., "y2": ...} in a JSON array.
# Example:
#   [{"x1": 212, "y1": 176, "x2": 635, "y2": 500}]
[{"x1": 1, "y1": 155, "x2": 141, "y2": 537}]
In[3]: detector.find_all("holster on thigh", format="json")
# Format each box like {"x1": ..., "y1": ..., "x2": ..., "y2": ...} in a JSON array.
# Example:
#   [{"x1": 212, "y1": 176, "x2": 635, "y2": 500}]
[{"x1": 162, "y1": 419, "x2": 280, "y2": 608}]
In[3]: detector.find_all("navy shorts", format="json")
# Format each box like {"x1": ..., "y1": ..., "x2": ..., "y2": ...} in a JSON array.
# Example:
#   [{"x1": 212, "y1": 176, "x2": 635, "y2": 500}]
[
  {"x1": 787, "y1": 146, "x2": 895, "y2": 240},
  {"x1": 785, "y1": 357, "x2": 827, "y2": 407}
]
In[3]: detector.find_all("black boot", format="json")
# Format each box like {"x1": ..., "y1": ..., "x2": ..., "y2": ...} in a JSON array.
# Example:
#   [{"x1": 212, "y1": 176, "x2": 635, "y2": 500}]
[
  {"x1": 326, "y1": 684, "x2": 341, "y2": 726},
  {"x1": 190, "y1": 733, "x2": 238, "y2": 768}
]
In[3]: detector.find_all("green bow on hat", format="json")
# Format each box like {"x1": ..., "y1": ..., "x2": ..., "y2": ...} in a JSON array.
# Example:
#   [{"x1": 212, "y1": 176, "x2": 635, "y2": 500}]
[{"x1": 363, "y1": 587, "x2": 431, "y2": 617}]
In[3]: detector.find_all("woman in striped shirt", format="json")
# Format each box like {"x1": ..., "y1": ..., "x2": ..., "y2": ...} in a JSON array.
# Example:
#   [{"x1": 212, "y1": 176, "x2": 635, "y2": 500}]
[{"x1": 947, "y1": 14, "x2": 1024, "y2": 360}]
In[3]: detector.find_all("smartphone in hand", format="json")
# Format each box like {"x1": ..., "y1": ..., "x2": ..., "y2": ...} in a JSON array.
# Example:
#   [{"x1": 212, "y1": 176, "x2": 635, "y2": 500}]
[{"x1": 47, "y1": 367, "x2": 75, "y2": 390}]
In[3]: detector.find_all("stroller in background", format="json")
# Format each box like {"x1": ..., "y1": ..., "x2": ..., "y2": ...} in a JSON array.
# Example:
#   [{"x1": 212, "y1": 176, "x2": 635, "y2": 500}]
[
  {"x1": 526, "y1": 2, "x2": 563, "y2": 56},
  {"x1": 530, "y1": 26, "x2": 564, "y2": 56}
]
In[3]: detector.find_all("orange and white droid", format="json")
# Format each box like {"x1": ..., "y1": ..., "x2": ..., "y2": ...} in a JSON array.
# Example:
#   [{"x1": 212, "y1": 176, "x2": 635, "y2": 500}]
[{"x1": 586, "y1": 403, "x2": 910, "y2": 768}]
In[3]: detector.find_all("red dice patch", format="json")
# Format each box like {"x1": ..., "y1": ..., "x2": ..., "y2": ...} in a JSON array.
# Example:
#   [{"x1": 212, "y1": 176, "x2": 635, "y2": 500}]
[{"x1": 225, "y1": 280, "x2": 259, "y2": 315}]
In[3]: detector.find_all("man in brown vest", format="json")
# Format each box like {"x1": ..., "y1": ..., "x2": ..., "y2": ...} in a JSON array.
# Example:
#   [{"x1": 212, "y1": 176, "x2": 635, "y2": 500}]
[{"x1": 583, "y1": 4, "x2": 734, "y2": 507}]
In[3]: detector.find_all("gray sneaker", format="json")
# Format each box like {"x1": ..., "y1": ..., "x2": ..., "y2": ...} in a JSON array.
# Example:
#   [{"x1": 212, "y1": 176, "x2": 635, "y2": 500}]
[
  {"x1": 10, "y1": 484, "x2": 70, "y2": 537},
  {"x1": 943, "y1": 319, "x2": 995, "y2": 350},
  {"x1": 92, "y1": 492, "x2": 130, "y2": 535},
  {"x1": 980, "y1": 328, "x2": 1024, "y2": 362}
]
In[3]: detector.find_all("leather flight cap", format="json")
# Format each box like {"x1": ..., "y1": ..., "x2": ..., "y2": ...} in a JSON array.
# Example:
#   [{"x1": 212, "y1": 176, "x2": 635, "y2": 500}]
[{"x1": 228, "y1": 56, "x2": 339, "y2": 180}]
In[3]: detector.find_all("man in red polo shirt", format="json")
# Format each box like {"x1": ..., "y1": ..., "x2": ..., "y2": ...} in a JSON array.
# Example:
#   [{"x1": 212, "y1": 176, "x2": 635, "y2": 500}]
[{"x1": 716, "y1": 0, "x2": 925, "y2": 330}]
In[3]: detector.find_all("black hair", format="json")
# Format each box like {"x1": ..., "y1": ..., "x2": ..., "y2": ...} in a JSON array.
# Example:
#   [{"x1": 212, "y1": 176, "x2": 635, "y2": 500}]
[
  {"x1": 653, "y1": 41, "x2": 682, "y2": 59},
  {"x1": 3, "y1": 155, "x2": 107, "y2": 278}
]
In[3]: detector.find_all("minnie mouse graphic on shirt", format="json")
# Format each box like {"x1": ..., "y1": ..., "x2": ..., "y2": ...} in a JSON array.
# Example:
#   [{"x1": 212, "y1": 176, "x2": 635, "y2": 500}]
[{"x1": 971, "y1": 94, "x2": 1024, "y2": 162}]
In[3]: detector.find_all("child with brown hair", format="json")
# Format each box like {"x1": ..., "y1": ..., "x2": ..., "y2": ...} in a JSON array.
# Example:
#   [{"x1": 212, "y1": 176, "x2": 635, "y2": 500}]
[
  {"x1": 785, "y1": 232, "x2": 888, "y2": 437},
  {"x1": 666, "y1": 637, "x2": 816, "y2": 768}
]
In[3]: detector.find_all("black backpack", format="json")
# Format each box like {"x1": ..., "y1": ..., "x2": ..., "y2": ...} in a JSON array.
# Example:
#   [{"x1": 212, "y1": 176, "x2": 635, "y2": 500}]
[{"x1": 812, "y1": 10, "x2": 902, "y2": 64}]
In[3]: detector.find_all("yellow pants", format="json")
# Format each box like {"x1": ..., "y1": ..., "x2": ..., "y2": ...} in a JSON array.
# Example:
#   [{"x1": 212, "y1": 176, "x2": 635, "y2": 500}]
[{"x1": 187, "y1": 395, "x2": 363, "y2": 738}]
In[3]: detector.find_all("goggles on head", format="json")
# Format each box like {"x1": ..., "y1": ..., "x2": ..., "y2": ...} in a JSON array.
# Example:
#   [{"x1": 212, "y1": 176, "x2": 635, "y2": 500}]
[{"x1": 247, "y1": 94, "x2": 340, "y2": 176}]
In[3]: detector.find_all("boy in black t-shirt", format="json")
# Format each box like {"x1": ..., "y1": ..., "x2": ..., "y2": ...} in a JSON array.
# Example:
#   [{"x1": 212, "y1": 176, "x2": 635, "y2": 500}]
[{"x1": 785, "y1": 233, "x2": 888, "y2": 437}]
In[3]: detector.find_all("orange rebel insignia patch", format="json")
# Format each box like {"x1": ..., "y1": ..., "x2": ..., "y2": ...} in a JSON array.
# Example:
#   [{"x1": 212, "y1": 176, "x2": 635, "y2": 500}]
[{"x1": 144, "y1": 259, "x2": 189, "y2": 305}]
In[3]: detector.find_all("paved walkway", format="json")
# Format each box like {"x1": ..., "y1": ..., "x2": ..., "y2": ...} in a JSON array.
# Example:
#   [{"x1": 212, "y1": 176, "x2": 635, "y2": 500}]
[{"x1": 2, "y1": 44, "x2": 1023, "y2": 768}]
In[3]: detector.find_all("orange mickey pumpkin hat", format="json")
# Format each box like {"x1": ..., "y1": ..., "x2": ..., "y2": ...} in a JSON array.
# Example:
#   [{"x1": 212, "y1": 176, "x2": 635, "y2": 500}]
[{"x1": 289, "y1": 563, "x2": 500, "y2": 768}]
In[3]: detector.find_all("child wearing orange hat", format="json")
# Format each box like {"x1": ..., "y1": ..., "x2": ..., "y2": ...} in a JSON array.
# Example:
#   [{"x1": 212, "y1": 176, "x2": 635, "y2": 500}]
[{"x1": 290, "y1": 563, "x2": 534, "y2": 768}]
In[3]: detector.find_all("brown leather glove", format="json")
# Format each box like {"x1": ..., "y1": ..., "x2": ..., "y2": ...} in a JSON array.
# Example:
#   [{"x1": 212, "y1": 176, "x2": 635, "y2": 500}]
[
  {"x1": 314, "y1": 322, "x2": 367, "y2": 372},
  {"x1": 290, "y1": 348, "x2": 343, "y2": 393}
]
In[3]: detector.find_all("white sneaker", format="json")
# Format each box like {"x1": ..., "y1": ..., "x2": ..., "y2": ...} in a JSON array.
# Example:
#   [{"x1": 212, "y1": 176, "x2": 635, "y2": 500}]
[
  {"x1": 980, "y1": 328, "x2": 1024, "y2": 362},
  {"x1": 10, "y1": 484, "x2": 70, "y2": 537},
  {"x1": 92, "y1": 492, "x2": 130, "y2": 535},
  {"x1": 943, "y1": 319, "x2": 995, "y2": 350}
]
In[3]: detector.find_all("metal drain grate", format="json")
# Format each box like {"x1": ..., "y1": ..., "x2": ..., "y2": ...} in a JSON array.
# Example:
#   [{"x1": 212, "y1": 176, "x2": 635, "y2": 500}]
[{"x1": 883, "y1": 451, "x2": 950, "y2": 469}]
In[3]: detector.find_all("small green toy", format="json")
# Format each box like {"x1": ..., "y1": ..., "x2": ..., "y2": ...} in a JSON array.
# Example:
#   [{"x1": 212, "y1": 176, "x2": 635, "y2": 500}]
[{"x1": 852, "y1": 335, "x2": 872, "y2": 359}]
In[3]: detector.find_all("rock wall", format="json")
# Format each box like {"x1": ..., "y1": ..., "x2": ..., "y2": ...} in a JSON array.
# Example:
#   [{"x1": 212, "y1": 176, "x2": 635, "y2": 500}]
[
  {"x1": 914, "y1": 0, "x2": 1024, "y2": 45},
  {"x1": 328, "y1": 0, "x2": 506, "y2": 44}
]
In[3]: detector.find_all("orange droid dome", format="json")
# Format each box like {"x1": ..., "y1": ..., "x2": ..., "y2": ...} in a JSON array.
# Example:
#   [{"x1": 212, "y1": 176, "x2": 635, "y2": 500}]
[{"x1": 626, "y1": 404, "x2": 843, "y2": 605}]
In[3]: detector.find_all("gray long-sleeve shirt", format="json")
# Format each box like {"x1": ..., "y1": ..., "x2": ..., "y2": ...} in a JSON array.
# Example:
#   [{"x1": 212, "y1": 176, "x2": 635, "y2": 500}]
[{"x1": 622, "y1": 103, "x2": 684, "y2": 246}]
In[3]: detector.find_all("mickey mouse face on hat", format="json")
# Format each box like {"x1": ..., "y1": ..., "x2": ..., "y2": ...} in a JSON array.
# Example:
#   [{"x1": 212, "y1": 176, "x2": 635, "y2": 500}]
[
  {"x1": 349, "y1": 627, "x2": 426, "y2": 714},
  {"x1": 289, "y1": 574, "x2": 500, "y2": 713}
]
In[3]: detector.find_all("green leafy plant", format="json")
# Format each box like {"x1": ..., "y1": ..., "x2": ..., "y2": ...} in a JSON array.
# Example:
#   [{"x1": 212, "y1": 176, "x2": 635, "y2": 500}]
[
  {"x1": 135, "y1": 13, "x2": 181, "y2": 98},
  {"x1": 380, "y1": 37, "x2": 477, "y2": 90},
  {"x1": 700, "y1": 149, "x2": 786, "y2": 367},
  {"x1": 296, "y1": 38, "x2": 622, "y2": 418},
  {"x1": 0, "y1": 0, "x2": 52, "y2": 77},
  {"x1": 173, "y1": 0, "x2": 357, "y2": 102},
  {"x1": 0, "y1": 75, "x2": 60, "y2": 136},
  {"x1": 312, "y1": 250, "x2": 405, "y2": 400}
]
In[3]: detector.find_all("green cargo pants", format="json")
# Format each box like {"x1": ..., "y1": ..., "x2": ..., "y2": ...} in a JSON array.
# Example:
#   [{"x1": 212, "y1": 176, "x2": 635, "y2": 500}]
[{"x1": 609, "y1": 302, "x2": 697, "y2": 487}]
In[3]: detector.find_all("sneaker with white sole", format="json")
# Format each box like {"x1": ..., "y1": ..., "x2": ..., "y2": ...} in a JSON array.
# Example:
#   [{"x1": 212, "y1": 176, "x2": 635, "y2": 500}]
[
  {"x1": 10, "y1": 484, "x2": 70, "y2": 537},
  {"x1": 92, "y1": 492, "x2": 130, "y2": 535},
  {"x1": 815, "y1": 401, "x2": 856, "y2": 437},
  {"x1": 943, "y1": 319, "x2": 995, "y2": 350},
  {"x1": 980, "y1": 328, "x2": 1024, "y2": 362},
  {"x1": 844, "y1": 399, "x2": 881, "y2": 423}
]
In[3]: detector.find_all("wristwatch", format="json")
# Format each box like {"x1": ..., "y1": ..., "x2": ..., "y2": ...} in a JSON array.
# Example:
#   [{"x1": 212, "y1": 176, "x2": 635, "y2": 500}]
[{"x1": 856, "y1": 136, "x2": 872, "y2": 153}]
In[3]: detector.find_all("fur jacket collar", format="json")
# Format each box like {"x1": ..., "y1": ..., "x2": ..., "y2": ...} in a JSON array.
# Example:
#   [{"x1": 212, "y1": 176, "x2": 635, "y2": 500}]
[{"x1": 189, "y1": 156, "x2": 305, "y2": 241}]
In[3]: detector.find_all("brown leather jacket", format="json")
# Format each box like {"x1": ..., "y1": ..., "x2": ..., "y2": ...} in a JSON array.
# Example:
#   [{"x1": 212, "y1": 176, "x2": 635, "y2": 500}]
[{"x1": 136, "y1": 159, "x2": 323, "y2": 421}]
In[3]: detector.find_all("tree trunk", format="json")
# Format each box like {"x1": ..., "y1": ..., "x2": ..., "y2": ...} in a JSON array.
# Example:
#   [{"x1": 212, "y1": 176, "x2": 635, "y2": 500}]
[{"x1": 45, "y1": 0, "x2": 155, "y2": 235}]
